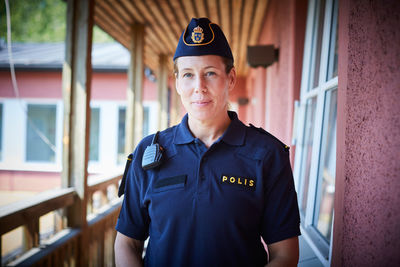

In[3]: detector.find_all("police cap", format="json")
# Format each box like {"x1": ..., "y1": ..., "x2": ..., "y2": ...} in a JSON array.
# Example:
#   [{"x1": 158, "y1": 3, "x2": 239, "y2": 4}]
[{"x1": 173, "y1": 17, "x2": 234, "y2": 62}]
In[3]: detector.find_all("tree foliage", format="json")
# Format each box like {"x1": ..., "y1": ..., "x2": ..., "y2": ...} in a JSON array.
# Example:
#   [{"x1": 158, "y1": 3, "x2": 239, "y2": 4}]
[{"x1": 0, "y1": 0, "x2": 114, "y2": 43}]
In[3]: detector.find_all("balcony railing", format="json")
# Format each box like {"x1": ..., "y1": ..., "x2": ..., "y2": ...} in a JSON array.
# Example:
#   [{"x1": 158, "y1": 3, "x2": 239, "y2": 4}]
[{"x1": 0, "y1": 173, "x2": 122, "y2": 266}]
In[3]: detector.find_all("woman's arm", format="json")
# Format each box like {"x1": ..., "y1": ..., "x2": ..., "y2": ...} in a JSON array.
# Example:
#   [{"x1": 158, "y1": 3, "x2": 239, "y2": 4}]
[
  {"x1": 266, "y1": 236, "x2": 299, "y2": 266},
  {"x1": 114, "y1": 232, "x2": 144, "y2": 267}
]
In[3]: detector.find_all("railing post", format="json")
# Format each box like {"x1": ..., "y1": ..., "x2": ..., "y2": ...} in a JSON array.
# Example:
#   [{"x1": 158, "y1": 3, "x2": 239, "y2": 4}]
[
  {"x1": 125, "y1": 23, "x2": 145, "y2": 153},
  {"x1": 62, "y1": 0, "x2": 94, "y2": 265},
  {"x1": 23, "y1": 218, "x2": 39, "y2": 250}
]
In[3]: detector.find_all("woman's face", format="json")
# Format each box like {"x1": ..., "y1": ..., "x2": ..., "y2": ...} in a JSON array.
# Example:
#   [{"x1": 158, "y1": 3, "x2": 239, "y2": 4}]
[{"x1": 175, "y1": 55, "x2": 236, "y2": 122}]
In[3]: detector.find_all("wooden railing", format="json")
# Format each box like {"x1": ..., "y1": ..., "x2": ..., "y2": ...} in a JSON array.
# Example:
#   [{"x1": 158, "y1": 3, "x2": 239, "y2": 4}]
[{"x1": 0, "y1": 173, "x2": 123, "y2": 266}]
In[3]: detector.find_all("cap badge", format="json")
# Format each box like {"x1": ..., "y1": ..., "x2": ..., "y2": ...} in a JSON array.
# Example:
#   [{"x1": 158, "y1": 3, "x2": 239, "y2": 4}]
[{"x1": 191, "y1": 26, "x2": 204, "y2": 43}]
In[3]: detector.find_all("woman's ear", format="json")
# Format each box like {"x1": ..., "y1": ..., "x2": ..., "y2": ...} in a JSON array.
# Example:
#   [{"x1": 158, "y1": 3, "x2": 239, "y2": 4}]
[
  {"x1": 175, "y1": 73, "x2": 182, "y2": 95},
  {"x1": 228, "y1": 67, "x2": 237, "y2": 91}
]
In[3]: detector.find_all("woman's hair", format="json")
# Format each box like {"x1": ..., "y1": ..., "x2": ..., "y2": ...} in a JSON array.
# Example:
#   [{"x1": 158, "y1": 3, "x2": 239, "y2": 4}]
[{"x1": 173, "y1": 56, "x2": 234, "y2": 75}]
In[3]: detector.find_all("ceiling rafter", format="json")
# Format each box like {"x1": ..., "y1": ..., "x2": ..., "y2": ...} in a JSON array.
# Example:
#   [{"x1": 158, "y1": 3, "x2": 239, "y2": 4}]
[
  {"x1": 194, "y1": 0, "x2": 208, "y2": 18},
  {"x1": 131, "y1": 0, "x2": 176, "y2": 53},
  {"x1": 207, "y1": 0, "x2": 220, "y2": 26},
  {"x1": 238, "y1": 0, "x2": 256, "y2": 74},
  {"x1": 93, "y1": 0, "x2": 269, "y2": 76}
]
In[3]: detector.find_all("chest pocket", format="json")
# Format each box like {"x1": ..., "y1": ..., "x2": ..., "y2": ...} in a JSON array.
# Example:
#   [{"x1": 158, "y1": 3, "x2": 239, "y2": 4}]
[{"x1": 153, "y1": 175, "x2": 187, "y2": 193}]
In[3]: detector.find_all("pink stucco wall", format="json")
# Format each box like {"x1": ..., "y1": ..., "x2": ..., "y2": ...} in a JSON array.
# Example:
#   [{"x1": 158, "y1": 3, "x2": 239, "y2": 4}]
[
  {"x1": 332, "y1": 0, "x2": 400, "y2": 265},
  {"x1": 0, "y1": 71, "x2": 63, "y2": 98},
  {"x1": 247, "y1": 0, "x2": 307, "y2": 145},
  {"x1": 0, "y1": 71, "x2": 156, "y2": 101},
  {"x1": 230, "y1": 76, "x2": 247, "y2": 121}
]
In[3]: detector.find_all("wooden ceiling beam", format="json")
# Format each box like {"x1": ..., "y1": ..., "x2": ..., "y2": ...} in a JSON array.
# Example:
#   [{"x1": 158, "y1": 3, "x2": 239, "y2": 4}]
[
  {"x1": 157, "y1": 0, "x2": 182, "y2": 40},
  {"x1": 94, "y1": 4, "x2": 129, "y2": 45},
  {"x1": 131, "y1": 0, "x2": 176, "y2": 53},
  {"x1": 219, "y1": 0, "x2": 231, "y2": 44},
  {"x1": 96, "y1": 0, "x2": 130, "y2": 33},
  {"x1": 249, "y1": 0, "x2": 269, "y2": 45},
  {"x1": 181, "y1": 0, "x2": 197, "y2": 19},
  {"x1": 238, "y1": 0, "x2": 255, "y2": 75},
  {"x1": 207, "y1": 0, "x2": 219, "y2": 26},
  {"x1": 144, "y1": 30, "x2": 164, "y2": 55},
  {"x1": 232, "y1": 0, "x2": 243, "y2": 74},
  {"x1": 107, "y1": 0, "x2": 134, "y2": 26},
  {"x1": 94, "y1": 15, "x2": 129, "y2": 48},
  {"x1": 147, "y1": 0, "x2": 180, "y2": 41},
  {"x1": 120, "y1": 0, "x2": 146, "y2": 24},
  {"x1": 168, "y1": 0, "x2": 188, "y2": 30},
  {"x1": 194, "y1": 0, "x2": 208, "y2": 18}
]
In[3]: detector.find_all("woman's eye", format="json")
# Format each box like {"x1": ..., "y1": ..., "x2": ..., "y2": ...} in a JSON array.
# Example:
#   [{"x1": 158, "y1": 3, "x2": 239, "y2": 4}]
[
  {"x1": 205, "y1": 71, "x2": 216, "y2": 77},
  {"x1": 182, "y1": 73, "x2": 193, "y2": 78}
]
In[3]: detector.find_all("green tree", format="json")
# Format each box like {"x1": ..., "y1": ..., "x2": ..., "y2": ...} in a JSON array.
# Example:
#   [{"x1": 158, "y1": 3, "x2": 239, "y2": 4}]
[{"x1": 0, "y1": 0, "x2": 114, "y2": 43}]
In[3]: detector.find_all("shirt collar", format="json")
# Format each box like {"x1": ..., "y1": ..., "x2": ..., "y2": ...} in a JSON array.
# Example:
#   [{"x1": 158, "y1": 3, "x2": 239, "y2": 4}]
[
  {"x1": 173, "y1": 111, "x2": 246, "y2": 146},
  {"x1": 220, "y1": 111, "x2": 246, "y2": 146},
  {"x1": 173, "y1": 114, "x2": 196, "y2": 144}
]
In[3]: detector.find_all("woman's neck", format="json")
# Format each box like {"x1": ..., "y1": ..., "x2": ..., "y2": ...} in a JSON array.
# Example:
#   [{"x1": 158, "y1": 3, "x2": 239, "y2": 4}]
[{"x1": 188, "y1": 111, "x2": 231, "y2": 148}]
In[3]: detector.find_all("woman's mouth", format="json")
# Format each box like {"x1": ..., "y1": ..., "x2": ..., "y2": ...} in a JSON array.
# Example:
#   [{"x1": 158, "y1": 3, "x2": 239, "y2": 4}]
[{"x1": 192, "y1": 100, "x2": 211, "y2": 107}]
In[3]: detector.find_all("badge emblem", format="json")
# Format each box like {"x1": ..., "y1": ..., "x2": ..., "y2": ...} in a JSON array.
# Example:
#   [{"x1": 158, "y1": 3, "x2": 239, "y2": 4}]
[{"x1": 191, "y1": 26, "x2": 204, "y2": 43}]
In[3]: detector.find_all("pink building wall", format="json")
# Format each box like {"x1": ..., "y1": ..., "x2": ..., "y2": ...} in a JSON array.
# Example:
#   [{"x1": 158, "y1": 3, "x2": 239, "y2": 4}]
[
  {"x1": 333, "y1": 0, "x2": 400, "y2": 265},
  {"x1": 247, "y1": 0, "x2": 307, "y2": 145},
  {"x1": 0, "y1": 71, "x2": 156, "y2": 101}
]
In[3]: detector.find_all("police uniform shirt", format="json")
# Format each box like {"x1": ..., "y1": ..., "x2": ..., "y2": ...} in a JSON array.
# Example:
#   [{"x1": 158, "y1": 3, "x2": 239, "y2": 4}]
[{"x1": 116, "y1": 111, "x2": 301, "y2": 267}]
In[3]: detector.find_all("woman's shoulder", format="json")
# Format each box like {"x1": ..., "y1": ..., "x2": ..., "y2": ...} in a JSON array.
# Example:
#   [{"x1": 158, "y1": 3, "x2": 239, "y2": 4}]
[{"x1": 245, "y1": 124, "x2": 290, "y2": 154}]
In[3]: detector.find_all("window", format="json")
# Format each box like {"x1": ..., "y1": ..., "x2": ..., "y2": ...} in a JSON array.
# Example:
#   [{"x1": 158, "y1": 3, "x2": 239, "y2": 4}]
[
  {"x1": 143, "y1": 106, "x2": 150, "y2": 137},
  {"x1": 89, "y1": 107, "x2": 100, "y2": 162},
  {"x1": 293, "y1": 0, "x2": 338, "y2": 264},
  {"x1": 26, "y1": 104, "x2": 57, "y2": 162},
  {"x1": 117, "y1": 107, "x2": 126, "y2": 164},
  {"x1": 313, "y1": 89, "x2": 337, "y2": 241},
  {"x1": 117, "y1": 105, "x2": 151, "y2": 164}
]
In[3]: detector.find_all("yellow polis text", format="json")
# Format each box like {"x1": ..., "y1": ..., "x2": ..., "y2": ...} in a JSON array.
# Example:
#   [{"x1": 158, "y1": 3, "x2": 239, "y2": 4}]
[{"x1": 222, "y1": 176, "x2": 254, "y2": 188}]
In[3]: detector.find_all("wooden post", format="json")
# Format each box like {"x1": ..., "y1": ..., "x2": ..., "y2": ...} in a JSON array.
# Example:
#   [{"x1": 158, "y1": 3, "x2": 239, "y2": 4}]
[
  {"x1": 23, "y1": 218, "x2": 39, "y2": 250},
  {"x1": 125, "y1": 23, "x2": 145, "y2": 153},
  {"x1": 61, "y1": 0, "x2": 94, "y2": 265},
  {"x1": 157, "y1": 54, "x2": 169, "y2": 130}
]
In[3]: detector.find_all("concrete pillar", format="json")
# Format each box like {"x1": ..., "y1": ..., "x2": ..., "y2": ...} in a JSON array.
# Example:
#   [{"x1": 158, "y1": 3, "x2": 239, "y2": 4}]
[{"x1": 332, "y1": 0, "x2": 400, "y2": 265}]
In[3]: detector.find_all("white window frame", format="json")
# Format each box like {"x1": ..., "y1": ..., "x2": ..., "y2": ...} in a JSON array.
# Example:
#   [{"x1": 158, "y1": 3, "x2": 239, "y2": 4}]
[
  {"x1": 0, "y1": 98, "x2": 63, "y2": 172},
  {"x1": 87, "y1": 100, "x2": 159, "y2": 174},
  {"x1": 293, "y1": 0, "x2": 338, "y2": 265}
]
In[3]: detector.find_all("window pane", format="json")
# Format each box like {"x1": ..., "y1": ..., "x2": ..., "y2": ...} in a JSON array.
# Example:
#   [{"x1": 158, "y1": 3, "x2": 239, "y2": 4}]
[
  {"x1": 327, "y1": 0, "x2": 339, "y2": 80},
  {"x1": 26, "y1": 104, "x2": 56, "y2": 162},
  {"x1": 143, "y1": 106, "x2": 149, "y2": 137},
  {"x1": 117, "y1": 107, "x2": 126, "y2": 164},
  {"x1": 300, "y1": 97, "x2": 318, "y2": 215},
  {"x1": 313, "y1": 89, "x2": 337, "y2": 241},
  {"x1": 0, "y1": 104, "x2": 3, "y2": 160},
  {"x1": 310, "y1": 0, "x2": 326, "y2": 89},
  {"x1": 90, "y1": 108, "x2": 100, "y2": 162}
]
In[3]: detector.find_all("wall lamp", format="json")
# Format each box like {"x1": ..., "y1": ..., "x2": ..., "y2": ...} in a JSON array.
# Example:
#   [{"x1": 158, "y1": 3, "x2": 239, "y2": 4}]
[{"x1": 247, "y1": 45, "x2": 279, "y2": 68}]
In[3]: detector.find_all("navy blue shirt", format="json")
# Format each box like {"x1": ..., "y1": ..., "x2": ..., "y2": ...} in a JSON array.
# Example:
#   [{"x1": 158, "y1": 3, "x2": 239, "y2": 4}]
[{"x1": 116, "y1": 111, "x2": 300, "y2": 267}]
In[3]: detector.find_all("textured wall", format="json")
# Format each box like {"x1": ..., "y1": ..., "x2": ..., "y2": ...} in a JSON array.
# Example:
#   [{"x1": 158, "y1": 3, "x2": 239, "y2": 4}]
[
  {"x1": 0, "y1": 71, "x2": 156, "y2": 101},
  {"x1": 247, "y1": 0, "x2": 307, "y2": 145},
  {"x1": 333, "y1": 0, "x2": 400, "y2": 265}
]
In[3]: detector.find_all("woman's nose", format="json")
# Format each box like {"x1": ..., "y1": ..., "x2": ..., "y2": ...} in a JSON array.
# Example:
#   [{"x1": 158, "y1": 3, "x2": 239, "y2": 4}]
[{"x1": 194, "y1": 76, "x2": 207, "y2": 93}]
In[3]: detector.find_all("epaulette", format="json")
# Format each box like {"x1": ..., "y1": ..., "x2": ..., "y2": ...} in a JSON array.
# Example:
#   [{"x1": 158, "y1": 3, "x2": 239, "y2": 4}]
[{"x1": 249, "y1": 124, "x2": 290, "y2": 152}]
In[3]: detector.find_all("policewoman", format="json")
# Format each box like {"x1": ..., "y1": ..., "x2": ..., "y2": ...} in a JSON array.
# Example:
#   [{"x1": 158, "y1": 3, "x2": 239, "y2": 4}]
[{"x1": 115, "y1": 18, "x2": 301, "y2": 267}]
